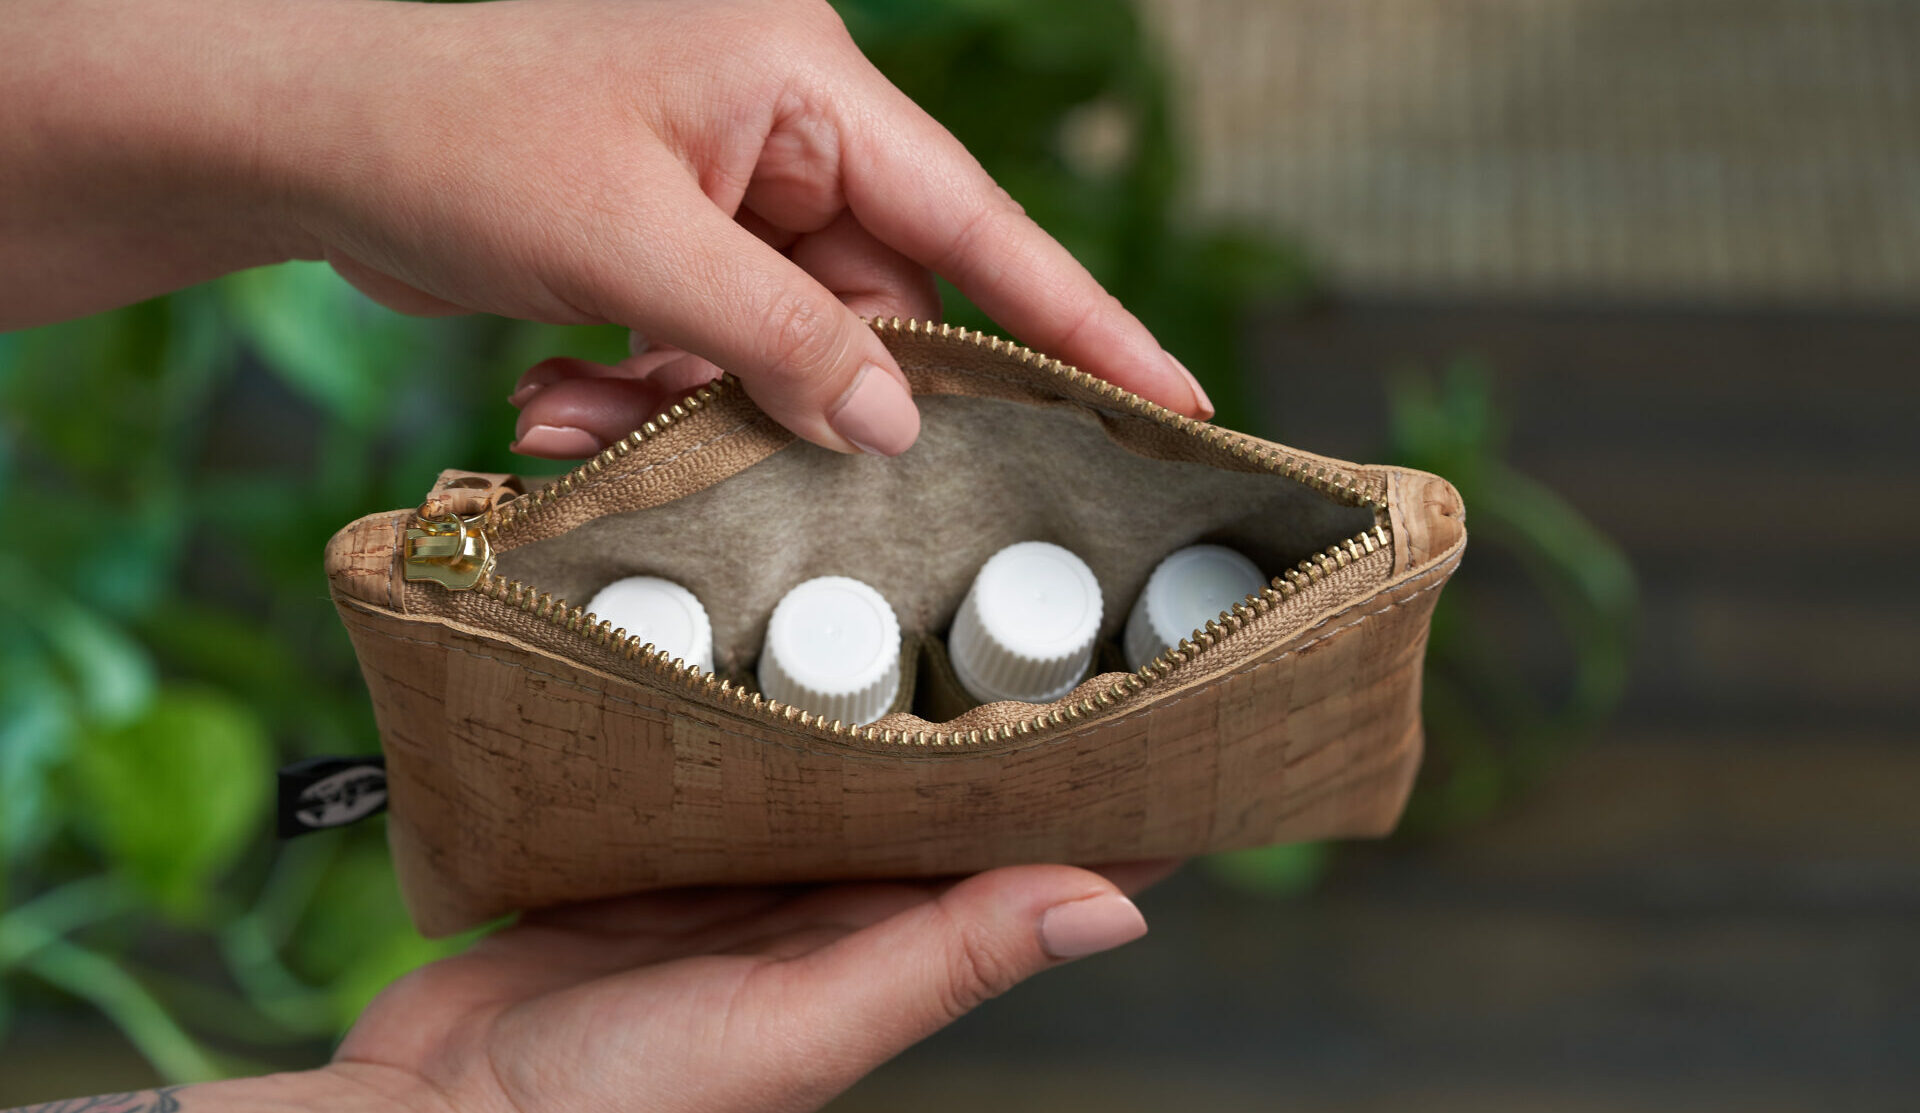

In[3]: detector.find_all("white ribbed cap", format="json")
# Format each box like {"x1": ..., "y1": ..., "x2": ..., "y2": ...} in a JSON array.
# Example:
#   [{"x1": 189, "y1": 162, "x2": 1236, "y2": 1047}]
[
  {"x1": 757, "y1": 576, "x2": 902, "y2": 726},
  {"x1": 1124, "y1": 545, "x2": 1265, "y2": 671},
  {"x1": 949, "y1": 541, "x2": 1103, "y2": 705},
  {"x1": 587, "y1": 575, "x2": 714, "y2": 673}
]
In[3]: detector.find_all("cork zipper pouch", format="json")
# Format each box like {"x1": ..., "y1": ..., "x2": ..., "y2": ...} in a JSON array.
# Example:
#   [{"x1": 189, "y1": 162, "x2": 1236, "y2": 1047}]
[{"x1": 324, "y1": 320, "x2": 1466, "y2": 937}]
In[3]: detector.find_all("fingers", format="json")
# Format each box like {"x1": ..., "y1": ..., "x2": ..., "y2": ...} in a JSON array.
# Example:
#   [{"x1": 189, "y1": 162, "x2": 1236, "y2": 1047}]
[
  {"x1": 511, "y1": 376, "x2": 677, "y2": 457},
  {"x1": 840, "y1": 83, "x2": 1212, "y2": 419},
  {"x1": 706, "y1": 860, "x2": 1179, "y2": 965},
  {"x1": 688, "y1": 879, "x2": 943, "y2": 959},
  {"x1": 751, "y1": 864, "x2": 1147, "y2": 1094},
  {"x1": 515, "y1": 209, "x2": 940, "y2": 459},
  {"x1": 1090, "y1": 857, "x2": 1187, "y2": 896},
  {"x1": 517, "y1": 884, "x2": 803, "y2": 938},
  {"x1": 507, "y1": 354, "x2": 685, "y2": 410},
  {"x1": 783, "y1": 209, "x2": 941, "y2": 324},
  {"x1": 592, "y1": 175, "x2": 921, "y2": 457},
  {"x1": 509, "y1": 351, "x2": 725, "y2": 458}
]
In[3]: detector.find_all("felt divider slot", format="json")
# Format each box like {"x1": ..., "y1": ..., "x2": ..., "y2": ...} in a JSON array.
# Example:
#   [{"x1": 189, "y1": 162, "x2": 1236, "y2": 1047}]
[
  {"x1": 495, "y1": 394, "x2": 1376, "y2": 683},
  {"x1": 909, "y1": 633, "x2": 1127, "y2": 722},
  {"x1": 912, "y1": 634, "x2": 975, "y2": 723}
]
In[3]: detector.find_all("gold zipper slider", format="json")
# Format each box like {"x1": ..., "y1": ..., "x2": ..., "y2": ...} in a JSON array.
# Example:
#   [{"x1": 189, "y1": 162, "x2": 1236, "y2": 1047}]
[{"x1": 404, "y1": 513, "x2": 494, "y2": 591}]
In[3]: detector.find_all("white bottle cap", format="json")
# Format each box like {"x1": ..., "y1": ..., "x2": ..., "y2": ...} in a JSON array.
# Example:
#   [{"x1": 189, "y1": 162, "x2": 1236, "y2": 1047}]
[
  {"x1": 949, "y1": 541, "x2": 1103, "y2": 705},
  {"x1": 587, "y1": 575, "x2": 714, "y2": 673},
  {"x1": 1124, "y1": 545, "x2": 1266, "y2": 671},
  {"x1": 757, "y1": 576, "x2": 902, "y2": 726}
]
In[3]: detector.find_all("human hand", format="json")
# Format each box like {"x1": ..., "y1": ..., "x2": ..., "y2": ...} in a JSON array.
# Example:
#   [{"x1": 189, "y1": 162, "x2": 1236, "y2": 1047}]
[
  {"x1": 150, "y1": 862, "x2": 1170, "y2": 1113},
  {"x1": 4, "y1": 0, "x2": 1208, "y2": 458},
  {"x1": 332, "y1": 863, "x2": 1164, "y2": 1112},
  {"x1": 310, "y1": 0, "x2": 1210, "y2": 458}
]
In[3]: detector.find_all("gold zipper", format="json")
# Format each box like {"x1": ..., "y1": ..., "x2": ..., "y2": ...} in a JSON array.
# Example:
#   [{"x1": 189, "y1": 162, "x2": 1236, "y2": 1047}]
[
  {"x1": 402, "y1": 513, "x2": 495, "y2": 590},
  {"x1": 404, "y1": 319, "x2": 1395, "y2": 746}
]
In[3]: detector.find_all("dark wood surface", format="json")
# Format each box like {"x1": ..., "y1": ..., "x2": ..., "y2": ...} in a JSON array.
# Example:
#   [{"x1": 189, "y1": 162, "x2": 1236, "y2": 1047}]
[{"x1": 1246, "y1": 299, "x2": 1918, "y2": 732}]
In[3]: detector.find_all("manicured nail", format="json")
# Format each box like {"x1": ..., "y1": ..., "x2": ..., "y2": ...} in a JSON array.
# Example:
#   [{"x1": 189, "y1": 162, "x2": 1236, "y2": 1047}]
[
  {"x1": 508, "y1": 362, "x2": 570, "y2": 408},
  {"x1": 828, "y1": 363, "x2": 919, "y2": 456},
  {"x1": 1164, "y1": 350, "x2": 1213, "y2": 420},
  {"x1": 1038, "y1": 893, "x2": 1147, "y2": 959},
  {"x1": 512, "y1": 424, "x2": 603, "y2": 458}
]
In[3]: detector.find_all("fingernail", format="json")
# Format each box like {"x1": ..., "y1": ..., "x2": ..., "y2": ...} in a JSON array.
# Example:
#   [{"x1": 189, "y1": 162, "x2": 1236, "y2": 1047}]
[
  {"x1": 512, "y1": 424, "x2": 603, "y2": 458},
  {"x1": 508, "y1": 363, "x2": 567, "y2": 408},
  {"x1": 1038, "y1": 893, "x2": 1147, "y2": 959},
  {"x1": 628, "y1": 330, "x2": 648, "y2": 357},
  {"x1": 828, "y1": 363, "x2": 919, "y2": 456},
  {"x1": 1164, "y1": 350, "x2": 1213, "y2": 420}
]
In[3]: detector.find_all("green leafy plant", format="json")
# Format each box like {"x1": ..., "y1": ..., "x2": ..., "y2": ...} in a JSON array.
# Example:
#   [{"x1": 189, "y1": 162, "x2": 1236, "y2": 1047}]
[{"x1": 0, "y1": 267, "x2": 619, "y2": 1080}]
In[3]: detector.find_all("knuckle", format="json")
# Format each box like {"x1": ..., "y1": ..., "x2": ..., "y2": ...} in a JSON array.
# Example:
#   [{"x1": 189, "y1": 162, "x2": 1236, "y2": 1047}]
[
  {"x1": 939, "y1": 920, "x2": 1023, "y2": 1022},
  {"x1": 738, "y1": 0, "x2": 848, "y2": 54},
  {"x1": 756, "y1": 287, "x2": 850, "y2": 389},
  {"x1": 1058, "y1": 291, "x2": 1123, "y2": 350},
  {"x1": 936, "y1": 190, "x2": 1029, "y2": 286},
  {"x1": 790, "y1": 0, "x2": 852, "y2": 41},
  {"x1": 936, "y1": 204, "x2": 1011, "y2": 281}
]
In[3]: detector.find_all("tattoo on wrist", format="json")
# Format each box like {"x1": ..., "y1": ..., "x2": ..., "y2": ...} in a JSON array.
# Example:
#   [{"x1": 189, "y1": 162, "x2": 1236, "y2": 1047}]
[{"x1": 4, "y1": 1087, "x2": 184, "y2": 1113}]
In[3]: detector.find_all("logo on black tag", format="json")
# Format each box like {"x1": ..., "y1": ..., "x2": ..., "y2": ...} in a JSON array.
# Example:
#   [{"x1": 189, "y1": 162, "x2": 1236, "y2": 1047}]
[{"x1": 277, "y1": 756, "x2": 389, "y2": 837}]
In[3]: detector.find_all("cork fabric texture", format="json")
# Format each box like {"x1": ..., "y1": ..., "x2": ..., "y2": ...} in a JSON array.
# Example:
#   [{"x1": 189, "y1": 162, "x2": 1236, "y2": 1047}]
[
  {"x1": 337, "y1": 550, "x2": 1450, "y2": 935},
  {"x1": 324, "y1": 326, "x2": 1466, "y2": 935}
]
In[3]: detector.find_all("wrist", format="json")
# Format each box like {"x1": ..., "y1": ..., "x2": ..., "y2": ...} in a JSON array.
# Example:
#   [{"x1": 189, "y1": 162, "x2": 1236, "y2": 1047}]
[
  {"x1": 0, "y1": 0, "x2": 403, "y2": 320},
  {"x1": 174, "y1": 1064, "x2": 451, "y2": 1113}
]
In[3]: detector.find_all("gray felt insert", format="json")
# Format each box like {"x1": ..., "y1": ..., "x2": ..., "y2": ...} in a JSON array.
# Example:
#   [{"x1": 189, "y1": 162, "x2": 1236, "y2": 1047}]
[{"x1": 496, "y1": 394, "x2": 1375, "y2": 675}]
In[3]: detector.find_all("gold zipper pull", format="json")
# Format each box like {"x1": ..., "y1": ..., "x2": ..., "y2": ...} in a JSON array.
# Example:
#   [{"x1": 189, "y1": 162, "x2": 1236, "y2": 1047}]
[{"x1": 404, "y1": 513, "x2": 494, "y2": 591}]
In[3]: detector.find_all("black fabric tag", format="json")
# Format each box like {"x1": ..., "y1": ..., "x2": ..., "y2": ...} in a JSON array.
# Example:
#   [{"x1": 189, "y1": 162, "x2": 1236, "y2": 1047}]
[{"x1": 276, "y1": 755, "x2": 388, "y2": 838}]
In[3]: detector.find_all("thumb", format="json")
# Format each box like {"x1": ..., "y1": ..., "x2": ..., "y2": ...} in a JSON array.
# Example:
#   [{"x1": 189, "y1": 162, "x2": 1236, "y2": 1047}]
[
  {"x1": 601, "y1": 181, "x2": 920, "y2": 457},
  {"x1": 762, "y1": 865, "x2": 1147, "y2": 1091}
]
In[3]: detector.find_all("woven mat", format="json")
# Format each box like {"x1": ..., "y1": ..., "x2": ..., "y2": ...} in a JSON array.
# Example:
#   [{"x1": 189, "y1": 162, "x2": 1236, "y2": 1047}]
[{"x1": 1141, "y1": 0, "x2": 1920, "y2": 304}]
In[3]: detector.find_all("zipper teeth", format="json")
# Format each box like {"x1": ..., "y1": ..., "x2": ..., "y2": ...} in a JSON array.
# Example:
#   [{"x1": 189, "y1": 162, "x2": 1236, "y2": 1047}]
[
  {"x1": 471, "y1": 523, "x2": 1389, "y2": 746},
  {"x1": 873, "y1": 318, "x2": 1385, "y2": 511},
  {"x1": 483, "y1": 377, "x2": 738, "y2": 536},
  {"x1": 480, "y1": 318, "x2": 1381, "y2": 541},
  {"x1": 453, "y1": 319, "x2": 1395, "y2": 747}
]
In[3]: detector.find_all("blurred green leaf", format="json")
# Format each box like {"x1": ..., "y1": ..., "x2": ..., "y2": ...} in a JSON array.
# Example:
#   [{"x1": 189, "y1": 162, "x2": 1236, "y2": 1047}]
[
  {"x1": 1386, "y1": 362, "x2": 1639, "y2": 835},
  {"x1": 840, "y1": 0, "x2": 1313, "y2": 422},
  {"x1": 222, "y1": 262, "x2": 411, "y2": 428},
  {"x1": 0, "y1": 649, "x2": 75, "y2": 885},
  {"x1": 0, "y1": 555, "x2": 156, "y2": 727},
  {"x1": 67, "y1": 687, "x2": 271, "y2": 919},
  {"x1": 1203, "y1": 842, "x2": 1330, "y2": 897},
  {"x1": 32, "y1": 594, "x2": 157, "y2": 729},
  {"x1": 285, "y1": 839, "x2": 465, "y2": 1029}
]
